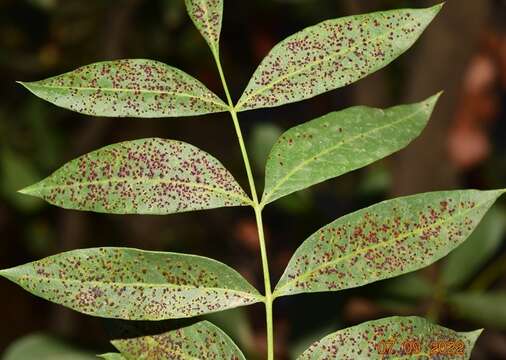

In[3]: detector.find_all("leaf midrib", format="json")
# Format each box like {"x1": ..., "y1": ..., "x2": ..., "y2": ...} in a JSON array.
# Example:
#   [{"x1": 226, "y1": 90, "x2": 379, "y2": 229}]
[
  {"x1": 30, "y1": 176, "x2": 252, "y2": 206},
  {"x1": 14, "y1": 274, "x2": 263, "y2": 302},
  {"x1": 236, "y1": 13, "x2": 419, "y2": 110},
  {"x1": 262, "y1": 106, "x2": 425, "y2": 205},
  {"x1": 201, "y1": 0, "x2": 219, "y2": 53},
  {"x1": 29, "y1": 83, "x2": 228, "y2": 110},
  {"x1": 274, "y1": 196, "x2": 493, "y2": 297}
]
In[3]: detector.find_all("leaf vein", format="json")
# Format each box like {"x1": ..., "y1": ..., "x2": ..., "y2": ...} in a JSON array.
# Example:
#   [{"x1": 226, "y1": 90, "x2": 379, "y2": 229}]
[
  {"x1": 262, "y1": 106, "x2": 425, "y2": 205},
  {"x1": 32, "y1": 177, "x2": 252, "y2": 206},
  {"x1": 236, "y1": 16, "x2": 417, "y2": 110},
  {"x1": 274, "y1": 197, "x2": 492, "y2": 297},
  {"x1": 29, "y1": 83, "x2": 228, "y2": 110}
]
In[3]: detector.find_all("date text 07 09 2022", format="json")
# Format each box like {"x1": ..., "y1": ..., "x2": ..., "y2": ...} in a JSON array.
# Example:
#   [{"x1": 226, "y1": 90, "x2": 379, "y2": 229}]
[{"x1": 376, "y1": 338, "x2": 466, "y2": 357}]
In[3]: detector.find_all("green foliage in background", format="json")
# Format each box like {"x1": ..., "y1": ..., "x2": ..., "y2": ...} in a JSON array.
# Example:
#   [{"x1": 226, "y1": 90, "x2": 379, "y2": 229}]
[{"x1": 3, "y1": 334, "x2": 95, "y2": 360}]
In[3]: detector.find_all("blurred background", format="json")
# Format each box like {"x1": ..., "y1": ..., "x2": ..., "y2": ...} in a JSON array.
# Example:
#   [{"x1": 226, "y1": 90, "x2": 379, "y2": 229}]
[{"x1": 1, "y1": 0, "x2": 506, "y2": 359}]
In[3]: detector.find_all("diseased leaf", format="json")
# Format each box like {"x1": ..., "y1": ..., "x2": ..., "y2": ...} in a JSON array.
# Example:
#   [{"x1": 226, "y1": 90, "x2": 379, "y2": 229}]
[
  {"x1": 19, "y1": 138, "x2": 251, "y2": 214},
  {"x1": 3, "y1": 333, "x2": 96, "y2": 360},
  {"x1": 297, "y1": 316, "x2": 481, "y2": 359},
  {"x1": 442, "y1": 206, "x2": 505, "y2": 288},
  {"x1": 449, "y1": 292, "x2": 506, "y2": 329},
  {"x1": 236, "y1": 5, "x2": 442, "y2": 111},
  {"x1": 262, "y1": 95, "x2": 439, "y2": 205},
  {"x1": 18, "y1": 59, "x2": 227, "y2": 117},
  {"x1": 0, "y1": 247, "x2": 262, "y2": 320},
  {"x1": 185, "y1": 0, "x2": 223, "y2": 54},
  {"x1": 274, "y1": 190, "x2": 503, "y2": 298},
  {"x1": 112, "y1": 321, "x2": 246, "y2": 360}
]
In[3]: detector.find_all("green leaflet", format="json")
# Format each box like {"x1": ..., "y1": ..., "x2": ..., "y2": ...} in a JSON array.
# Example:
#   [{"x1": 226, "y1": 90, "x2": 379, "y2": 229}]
[
  {"x1": 442, "y1": 206, "x2": 505, "y2": 288},
  {"x1": 3, "y1": 334, "x2": 96, "y2": 360},
  {"x1": 185, "y1": 0, "x2": 223, "y2": 54},
  {"x1": 261, "y1": 95, "x2": 439, "y2": 205},
  {"x1": 297, "y1": 316, "x2": 481, "y2": 359},
  {"x1": 274, "y1": 190, "x2": 504, "y2": 298},
  {"x1": 19, "y1": 138, "x2": 251, "y2": 214},
  {"x1": 449, "y1": 292, "x2": 506, "y2": 329},
  {"x1": 18, "y1": 59, "x2": 227, "y2": 117},
  {"x1": 236, "y1": 5, "x2": 442, "y2": 112},
  {"x1": 112, "y1": 321, "x2": 246, "y2": 360},
  {"x1": 0, "y1": 248, "x2": 262, "y2": 320}
]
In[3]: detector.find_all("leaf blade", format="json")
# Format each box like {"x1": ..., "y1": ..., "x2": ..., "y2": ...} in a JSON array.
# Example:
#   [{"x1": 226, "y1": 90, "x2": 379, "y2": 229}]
[
  {"x1": 112, "y1": 321, "x2": 246, "y2": 360},
  {"x1": 297, "y1": 316, "x2": 481, "y2": 359},
  {"x1": 274, "y1": 189, "x2": 503, "y2": 298},
  {"x1": 185, "y1": 0, "x2": 223, "y2": 54},
  {"x1": 19, "y1": 138, "x2": 251, "y2": 214},
  {"x1": 0, "y1": 248, "x2": 262, "y2": 320},
  {"x1": 19, "y1": 59, "x2": 227, "y2": 117},
  {"x1": 237, "y1": 5, "x2": 442, "y2": 111},
  {"x1": 262, "y1": 95, "x2": 439, "y2": 205}
]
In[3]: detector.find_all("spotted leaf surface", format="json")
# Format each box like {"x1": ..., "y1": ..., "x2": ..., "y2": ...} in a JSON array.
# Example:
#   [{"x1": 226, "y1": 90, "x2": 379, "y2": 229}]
[
  {"x1": 19, "y1": 59, "x2": 227, "y2": 117},
  {"x1": 185, "y1": 0, "x2": 223, "y2": 54},
  {"x1": 19, "y1": 138, "x2": 251, "y2": 214},
  {"x1": 112, "y1": 321, "x2": 246, "y2": 360},
  {"x1": 0, "y1": 248, "x2": 262, "y2": 320},
  {"x1": 274, "y1": 190, "x2": 504, "y2": 298},
  {"x1": 236, "y1": 5, "x2": 441, "y2": 112},
  {"x1": 261, "y1": 95, "x2": 439, "y2": 205},
  {"x1": 297, "y1": 316, "x2": 481, "y2": 359}
]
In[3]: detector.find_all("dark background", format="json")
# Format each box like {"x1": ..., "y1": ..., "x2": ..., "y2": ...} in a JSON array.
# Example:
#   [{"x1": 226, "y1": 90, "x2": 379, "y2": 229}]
[{"x1": 1, "y1": 0, "x2": 506, "y2": 359}]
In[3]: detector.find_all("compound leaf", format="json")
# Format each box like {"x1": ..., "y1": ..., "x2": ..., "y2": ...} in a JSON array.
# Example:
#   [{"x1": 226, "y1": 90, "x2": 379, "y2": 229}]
[
  {"x1": 18, "y1": 59, "x2": 227, "y2": 118},
  {"x1": 112, "y1": 321, "x2": 246, "y2": 360},
  {"x1": 0, "y1": 248, "x2": 262, "y2": 320},
  {"x1": 274, "y1": 190, "x2": 503, "y2": 298},
  {"x1": 185, "y1": 0, "x2": 223, "y2": 54},
  {"x1": 262, "y1": 95, "x2": 439, "y2": 205},
  {"x1": 236, "y1": 5, "x2": 442, "y2": 112},
  {"x1": 19, "y1": 138, "x2": 251, "y2": 214},
  {"x1": 297, "y1": 316, "x2": 481, "y2": 359}
]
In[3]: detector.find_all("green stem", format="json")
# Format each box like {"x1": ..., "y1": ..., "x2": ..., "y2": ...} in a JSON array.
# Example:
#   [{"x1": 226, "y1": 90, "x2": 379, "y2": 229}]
[
  {"x1": 212, "y1": 50, "x2": 274, "y2": 360},
  {"x1": 255, "y1": 206, "x2": 274, "y2": 360},
  {"x1": 230, "y1": 109, "x2": 259, "y2": 204}
]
